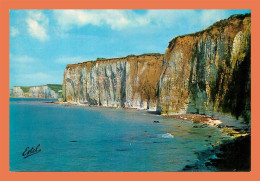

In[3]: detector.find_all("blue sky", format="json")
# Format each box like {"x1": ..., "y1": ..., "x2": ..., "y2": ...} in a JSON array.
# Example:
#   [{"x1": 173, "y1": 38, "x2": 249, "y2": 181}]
[{"x1": 9, "y1": 9, "x2": 250, "y2": 88}]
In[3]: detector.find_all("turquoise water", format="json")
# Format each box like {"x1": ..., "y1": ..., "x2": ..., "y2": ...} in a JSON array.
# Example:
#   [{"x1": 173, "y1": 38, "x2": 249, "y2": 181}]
[{"x1": 10, "y1": 98, "x2": 227, "y2": 171}]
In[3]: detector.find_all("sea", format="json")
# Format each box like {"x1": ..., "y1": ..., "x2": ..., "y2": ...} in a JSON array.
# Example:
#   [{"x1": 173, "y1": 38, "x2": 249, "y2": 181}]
[{"x1": 9, "y1": 98, "x2": 230, "y2": 171}]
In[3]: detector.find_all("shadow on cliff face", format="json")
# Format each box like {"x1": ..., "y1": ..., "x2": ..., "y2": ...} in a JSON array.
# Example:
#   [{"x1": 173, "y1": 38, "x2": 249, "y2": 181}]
[
  {"x1": 221, "y1": 45, "x2": 251, "y2": 123},
  {"x1": 182, "y1": 135, "x2": 251, "y2": 172}
]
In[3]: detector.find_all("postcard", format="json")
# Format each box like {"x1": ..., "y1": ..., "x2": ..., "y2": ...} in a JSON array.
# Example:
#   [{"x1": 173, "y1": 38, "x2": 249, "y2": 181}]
[{"x1": 8, "y1": 9, "x2": 251, "y2": 172}]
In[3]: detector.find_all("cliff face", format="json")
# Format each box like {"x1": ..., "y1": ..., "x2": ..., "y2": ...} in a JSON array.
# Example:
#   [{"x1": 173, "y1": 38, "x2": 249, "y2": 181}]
[
  {"x1": 62, "y1": 14, "x2": 251, "y2": 121},
  {"x1": 158, "y1": 14, "x2": 251, "y2": 121},
  {"x1": 63, "y1": 54, "x2": 164, "y2": 110},
  {"x1": 11, "y1": 84, "x2": 62, "y2": 99}
]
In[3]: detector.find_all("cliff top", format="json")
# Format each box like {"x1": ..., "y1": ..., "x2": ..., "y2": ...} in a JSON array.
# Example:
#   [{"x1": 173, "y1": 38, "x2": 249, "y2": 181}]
[
  {"x1": 13, "y1": 84, "x2": 62, "y2": 93},
  {"x1": 13, "y1": 84, "x2": 62, "y2": 88},
  {"x1": 168, "y1": 13, "x2": 251, "y2": 48},
  {"x1": 66, "y1": 53, "x2": 164, "y2": 68}
]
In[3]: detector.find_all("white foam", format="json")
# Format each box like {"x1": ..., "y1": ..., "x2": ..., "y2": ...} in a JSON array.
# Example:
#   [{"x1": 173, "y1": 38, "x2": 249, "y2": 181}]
[{"x1": 160, "y1": 133, "x2": 174, "y2": 138}]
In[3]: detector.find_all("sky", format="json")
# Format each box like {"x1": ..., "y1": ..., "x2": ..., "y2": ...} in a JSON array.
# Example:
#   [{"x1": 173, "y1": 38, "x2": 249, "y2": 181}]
[{"x1": 9, "y1": 9, "x2": 251, "y2": 88}]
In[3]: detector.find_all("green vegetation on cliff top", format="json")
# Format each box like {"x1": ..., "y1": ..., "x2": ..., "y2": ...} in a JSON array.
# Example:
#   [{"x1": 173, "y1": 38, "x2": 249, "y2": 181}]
[
  {"x1": 20, "y1": 86, "x2": 30, "y2": 93},
  {"x1": 15, "y1": 84, "x2": 62, "y2": 93},
  {"x1": 46, "y1": 84, "x2": 62, "y2": 93}
]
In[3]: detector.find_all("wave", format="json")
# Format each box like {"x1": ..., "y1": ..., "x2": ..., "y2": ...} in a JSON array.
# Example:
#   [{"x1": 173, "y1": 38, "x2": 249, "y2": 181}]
[{"x1": 160, "y1": 133, "x2": 174, "y2": 138}]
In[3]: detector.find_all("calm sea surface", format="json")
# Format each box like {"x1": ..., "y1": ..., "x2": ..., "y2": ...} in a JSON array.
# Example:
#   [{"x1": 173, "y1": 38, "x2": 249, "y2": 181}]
[{"x1": 10, "y1": 98, "x2": 229, "y2": 171}]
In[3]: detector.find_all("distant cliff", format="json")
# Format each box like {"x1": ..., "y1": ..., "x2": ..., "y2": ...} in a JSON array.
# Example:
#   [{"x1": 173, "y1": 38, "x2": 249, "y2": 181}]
[
  {"x1": 11, "y1": 84, "x2": 62, "y2": 99},
  {"x1": 62, "y1": 53, "x2": 164, "y2": 110},
  {"x1": 62, "y1": 14, "x2": 251, "y2": 121},
  {"x1": 158, "y1": 14, "x2": 251, "y2": 121}
]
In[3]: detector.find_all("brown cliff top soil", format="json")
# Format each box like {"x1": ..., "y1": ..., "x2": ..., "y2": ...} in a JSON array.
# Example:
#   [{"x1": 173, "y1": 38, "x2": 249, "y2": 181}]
[
  {"x1": 167, "y1": 13, "x2": 250, "y2": 50},
  {"x1": 66, "y1": 53, "x2": 164, "y2": 69}
]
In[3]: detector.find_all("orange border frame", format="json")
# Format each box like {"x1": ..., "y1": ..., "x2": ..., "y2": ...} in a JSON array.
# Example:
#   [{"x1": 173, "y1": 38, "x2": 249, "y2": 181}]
[{"x1": 1, "y1": 0, "x2": 259, "y2": 180}]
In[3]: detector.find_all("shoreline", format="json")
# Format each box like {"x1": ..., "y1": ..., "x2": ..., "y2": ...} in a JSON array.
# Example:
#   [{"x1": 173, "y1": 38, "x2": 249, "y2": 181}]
[
  {"x1": 51, "y1": 101, "x2": 150, "y2": 111},
  {"x1": 163, "y1": 115, "x2": 251, "y2": 172},
  {"x1": 163, "y1": 114, "x2": 250, "y2": 137},
  {"x1": 53, "y1": 101, "x2": 250, "y2": 136}
]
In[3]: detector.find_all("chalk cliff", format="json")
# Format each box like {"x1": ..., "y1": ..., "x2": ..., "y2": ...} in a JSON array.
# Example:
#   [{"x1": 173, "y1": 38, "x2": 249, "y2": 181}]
[
  {"x1": 62, "y1": 14, "x2": 251, "y2": 121},
  {"x1": 11, "y1": 84, "x2": 62, "y2": 99},
  {"x1": 62, "y1": 54, "x2": 163, "y2": 110},
  {"x1": 158, "y1": 14, "x2": 251, "y2": 121}
]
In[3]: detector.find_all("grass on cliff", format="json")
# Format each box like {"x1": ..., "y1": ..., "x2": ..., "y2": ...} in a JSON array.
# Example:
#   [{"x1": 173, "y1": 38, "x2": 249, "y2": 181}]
[
  {"x1": 47, "y1": 84, "x2": 62, "y2": 93},
  {"x1": 18, "y1": 84, "x2": 62, "y2": 94},
  {"x1": 20, "y1": 86, "x2": 30, "y2": 93}
]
